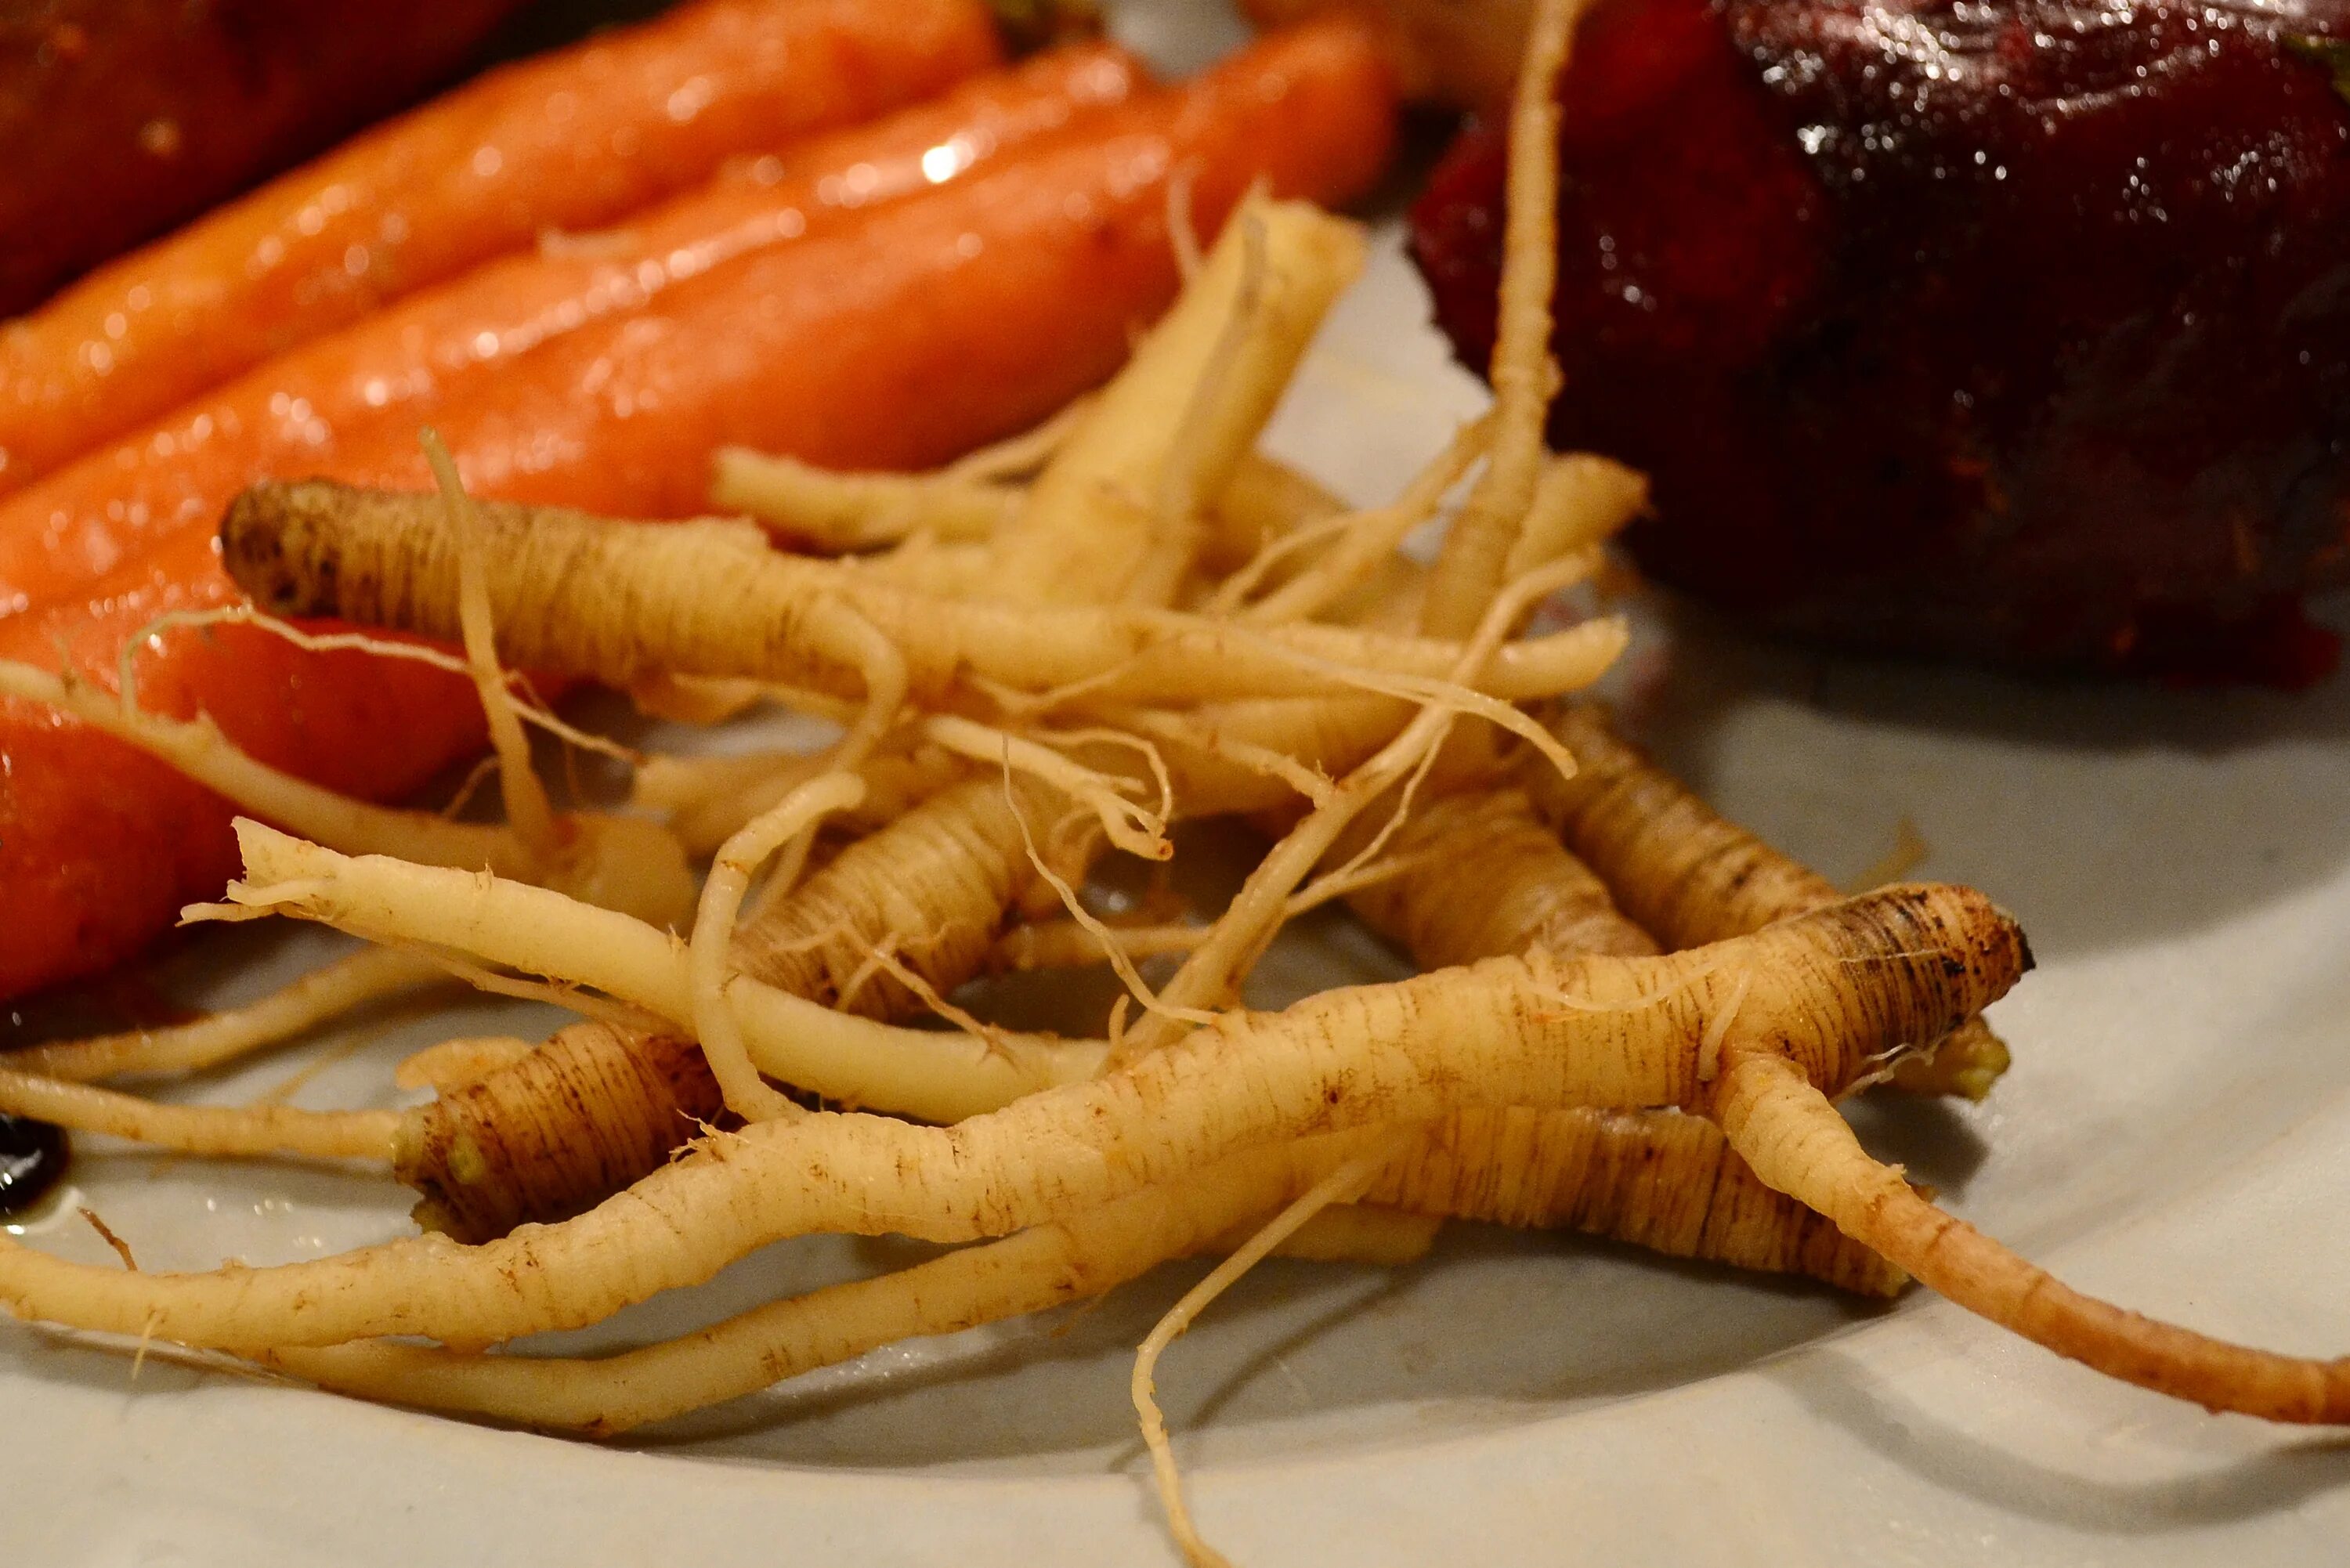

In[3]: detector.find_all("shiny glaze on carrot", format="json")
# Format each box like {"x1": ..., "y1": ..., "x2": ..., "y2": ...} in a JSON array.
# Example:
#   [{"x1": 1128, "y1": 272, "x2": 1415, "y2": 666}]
[
  {"x1": 0, "y1": 42, "x2": 1146, "y2": 612},
  {"x1": 0, "y1": 23, "x2": 1399, "y2": 1000},
  {"x1": 0, "y1": 0, "x2": 1003, "y2": 496}
]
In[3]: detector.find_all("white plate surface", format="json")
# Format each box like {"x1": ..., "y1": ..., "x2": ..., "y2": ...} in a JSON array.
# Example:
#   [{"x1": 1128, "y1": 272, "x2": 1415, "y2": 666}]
[{"x1": 5, "y1": 5, "x2": 2348, "y2": 1562}]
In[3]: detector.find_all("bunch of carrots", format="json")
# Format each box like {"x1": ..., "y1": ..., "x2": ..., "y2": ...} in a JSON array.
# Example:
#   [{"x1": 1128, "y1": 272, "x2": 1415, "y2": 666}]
[
  {"x1": 0, "y1": 0, "x2": 1392, "y2": 999},
  {"x1": 0, "y1": 3, "x2": 2342, "y2": 1565}
]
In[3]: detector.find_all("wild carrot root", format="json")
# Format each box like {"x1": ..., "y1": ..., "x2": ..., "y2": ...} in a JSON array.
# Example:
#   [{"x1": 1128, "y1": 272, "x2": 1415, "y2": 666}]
[
  {"x1": 1112, "y1": 692, "x2": 1428, "y2": 815},
  {"x1": 8, "y1": 947, "x2": 443, "y2": 1084},
  {"x1": 1200, "y1": 453, "x2": 1349, "y2": 575},
  {"x1": 271, "y1": 762, "x2": 1108, "y2": 1234},
  {"x1": 638, "y1": 739, "x2": 970, "y2": 858},
  {"x1": 1503, "y1": 452, "x2": 1650, "y2": 580},
  {"x1": 1714, "y1": 1051, "x2": 2350, "y2": 1423},
  {"x1": 258, "y1": 1136, "x2": 1386, "y2": 1434},
  {"x1": 391, "y1": 775, "x2": 1084, "y2": 1237},
  {"x1": 0, "y1": 1070, "x2": 398, "y2": 1163},
  {"x1": 394, "y1": 1037, "x2": 539, "y2": 1093},
  {"x1": 1219, "y1": 414, "x2": 1494, "y2": 624},
  {"x1": 1341, "y1": 785, "x2": 1902, "y2": 1295},
  {"x1": 1415, "y1": 0, "x2": 1591, "y2": 638},
  {"x1": 1111, "y1": 555, "x2": 1594, "y2": 1062},
  {"x1": 986, "y1": 193, "x2": 1368, "y2": 605},
  {"x1": 1346, "y1": 786, "x2": 1654, "y2": 966},
  {"x1": 732, "y1": 774, "x2": 1063, "y2": 1014},
  {"x1": 1135, "y1": 1130, "x2": 1416, "y2": 1568},
  {"x1": 711, "y1": 444, "x2": 1340, "y2": 568},
  {"x1": 398, "y1": 1025, "x2": 729, "y2": 1245},
  {"x1": 1529, "y1": 701, "x2": 2012, "y2": 1100},
  {"x1": 689, "y1": 774, "x2": 874, "y2": 1122},
  {"x1": 218, "y1": 481, "x2": 1624, "y2": 709},
  {"x1": 0, "y1": 886, "x2": 2021, "y2": 1351},
  {"x1": 711, "y1": 451, "x2": 1024, "y2": 552},
  {"x1": 200, "y1": 821, "x2": 1104, "y2": 1125},
  {"x1": 1365, "y1": 1107, "x2": 1902, "y2": 1296}
]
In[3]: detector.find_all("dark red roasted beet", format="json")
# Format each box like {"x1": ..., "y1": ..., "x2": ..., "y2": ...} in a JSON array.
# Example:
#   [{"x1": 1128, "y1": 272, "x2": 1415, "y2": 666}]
[
  {"x1": 0, "y1": 0, "x2": 529, "y2": 316},
  {"x1": 1412, "y1": 0, "x2": 2350, "y2": 685}
]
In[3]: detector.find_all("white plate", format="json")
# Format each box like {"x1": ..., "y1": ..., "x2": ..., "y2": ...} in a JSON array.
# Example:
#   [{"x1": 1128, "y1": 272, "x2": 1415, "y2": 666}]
[{"x1": 6, "y1": 5, "x2": 2348, "y2": 1562}]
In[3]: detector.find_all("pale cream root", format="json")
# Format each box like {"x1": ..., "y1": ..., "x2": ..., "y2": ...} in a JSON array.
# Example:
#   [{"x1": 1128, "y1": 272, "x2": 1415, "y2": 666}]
[
  {"x1": 1364, "y1": 1107, "x2": 1904, "y2": 1297},
  {"x1": 1202, "y1": 452, "x2": 1348, "y2": 574},
  {"x1": 220, "y1": 480, "x2": 1625, "y2": 710},
  {"x1": 1224, "y1": 413, "x2": 1492, "y2": 625},
  {"x1": 1716, "y1": 1051, "x2": 2350, "y2": 1424},
  {"x1": 0, "y1": 886, "x2": 2020, "y2": 1350},
  {"x1": 1136, "y1": 1130, "x2": 1415, "y2": 1568},
  {"x1": 638, "y1": 745, "x2": 967, "y2": 860},
  {"x1": 732, "y1": 773, "x2": 1062, "y2": 1018},
  {"x1": 1338, "y1": 784, "x2": 1903, "y2": 1295},
  {"x1": 393, "y1": 1036, "x2": 537, "y2": 1093},
  {"x1": 392, "y1": 785, "x2": 1084, "y2": 1240},
  {"x1": 989, "y1": 193, "x2": 1368, "y2": 603},
  {"x1": 709, "y1": 443, "x2": 1345, "y2": 573},
  {"x1": 1347, "y1": 787, "x2": 1656, "y2": 968},
  {"x1": 261, "y1": 1136, "x2": 1383, "y2": 1433},
  {"x1": 1418, "y1": 0, "x2": 1590, "y2": 637},
  {"x1": 1529, "y1": 702, "x2": 2012, "y2": 1100},
  {"x1": 423, "y1": 429, "x2": 559, "y2": 857},
  {"x1": 12, "y1": 947, "x2": 443, "y2": 1084},
  {"x1": 393, "y1": 775, "x2": 1083, "y2": 1237},
  {"x1": 916, "y1": 716, "x2": 1169, "y2": 862},
  {"x1": 0, "y1": 1069, "x2": 397, "y2": 1162},
  {"x1": 1113, "y1": 557, "x2": 1593, "y2": 1063},
  {"x1": 200, "y1": 822, "x2": 1106, "y2": 1124},
  {"x1": 1502, "y1": 453, "x2": 1649, "y2": 580},
  {"x1": 691, "y1": 773, "x2": 869, "y2": 1122},
  {"x1": 712, "y1": 451, "x2": 1021, "y2": 551}
]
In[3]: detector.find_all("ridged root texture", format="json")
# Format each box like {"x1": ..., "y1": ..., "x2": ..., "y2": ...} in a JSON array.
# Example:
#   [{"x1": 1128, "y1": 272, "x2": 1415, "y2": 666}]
[
  {"x1": 1715, "y1": 1052, "x2": 2350, "y2": 1425},
  {"x1": 396, "y1": 1024, "x2": 728, "y2": 1245},
  {"x1": 0, "y1": 885, "x2": 2022, "y2": 1352}
]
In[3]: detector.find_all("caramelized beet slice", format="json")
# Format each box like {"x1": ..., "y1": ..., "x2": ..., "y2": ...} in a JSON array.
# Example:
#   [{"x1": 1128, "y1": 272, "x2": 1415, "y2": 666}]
[{"x1": 1412, "y1": 0, "x2": 2350, "y2": 685}]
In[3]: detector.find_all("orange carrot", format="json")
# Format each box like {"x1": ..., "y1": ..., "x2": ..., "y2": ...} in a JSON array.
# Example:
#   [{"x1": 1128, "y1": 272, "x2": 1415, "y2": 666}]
[
  {"x1": 0, "y1": 40, "x2": 1151, "y2": 999},
  {"x1": 0, "y1": 22, "x2": 1400, "y2": 999},
  {"x1": 0, "y1": 40, "x2": 1148, "y2": 612},
  {"x1": 0, "y1": 0, "x2": 1003, "y2": 497}
]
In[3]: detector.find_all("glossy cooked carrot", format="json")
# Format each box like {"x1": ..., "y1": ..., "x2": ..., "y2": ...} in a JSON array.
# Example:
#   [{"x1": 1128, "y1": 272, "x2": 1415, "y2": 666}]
[
  {"x1": 0, "y1": 41, "x2": 1152, "y2": 1000},
  {"x1": 0, "y1": 40, "x2": 1148, "y2": 611},
  {"x1": 0, "y1": 0, "x2": 531, "y2": 318},
  {"x1": 0, "y1": 0, "x2": 1003, "y2": 498},
  {"x1": 0, "y1": 22, "x2": 1400, "y2": 1000}
]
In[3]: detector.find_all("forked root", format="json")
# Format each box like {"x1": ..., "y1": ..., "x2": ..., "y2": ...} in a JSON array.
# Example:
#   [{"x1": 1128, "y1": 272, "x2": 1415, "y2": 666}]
[
  {"x1": 1531, "y1": 701, "x2": 2012, "y2": 1100},
  {"x1": 259, "y1": 1136, "x2": 1384, "y2": 1434},
  {"x1": 0, "y1": 886, "x2": 2021, "y2": 1353},
  {"x1": 1714, "y1": 1052, "x2": 2350, "y2": 1423}
]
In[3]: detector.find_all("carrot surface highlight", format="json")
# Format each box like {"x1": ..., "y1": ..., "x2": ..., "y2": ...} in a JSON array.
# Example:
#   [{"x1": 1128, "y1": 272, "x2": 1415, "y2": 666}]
[
  {"x1": 0, "y1": 22, "x2": 1400, "y2": 1001},
  {"x1": 0, "y1": 0, "x2": 1005, "y2": 499}
]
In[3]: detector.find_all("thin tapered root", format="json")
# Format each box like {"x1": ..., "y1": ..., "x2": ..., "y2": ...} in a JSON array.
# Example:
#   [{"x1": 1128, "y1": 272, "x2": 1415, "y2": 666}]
[
  {"x1": 0, "y1": 1068, "x2": 398, "y2": 1162},
  {"x1": 1716, "y1": 1052, "x2": 2350, "y2": 1424},
  {"x1": 218, "y1": 480, "x2": 1625, "y2": 710},
  {"x1": 261, "y1": 1136, "x2": 1379, "y2": 1434},
  {"x1": 0, "y1": 886, "x2": 2023, "y2": 1352},
  {"x1": 203, "y1": 818, "x2": 1104, "y2": 1125},
  {"x1": 1531, "y1": 700, "x2": 2014, "y2": 1099},
  {"x1": 9, "y1": 947, "x2": 444, "y2": 1083}
]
